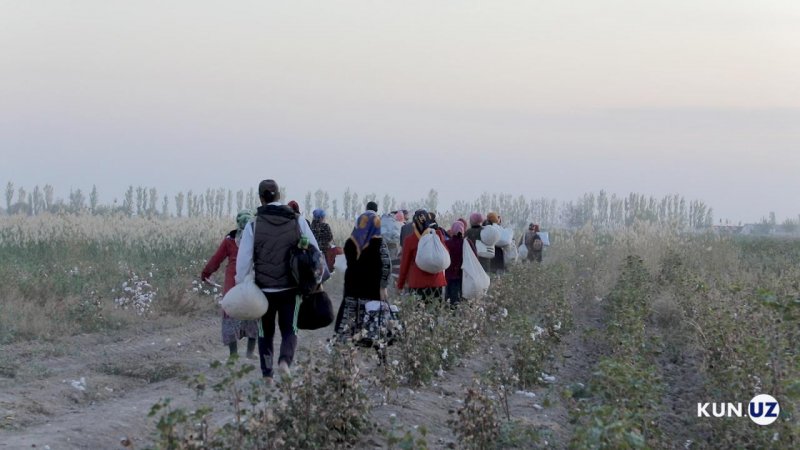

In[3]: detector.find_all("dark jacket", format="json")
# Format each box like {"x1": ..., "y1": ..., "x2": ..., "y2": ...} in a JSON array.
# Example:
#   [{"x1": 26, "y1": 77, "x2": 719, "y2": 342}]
[
  {"x1": 445, "y1": 235, "x2": 477, "y2": 281},
  {"x1": 253, "y1": 205, "x2": 300, "y2": 289},
  {"x1": 399, "y1": 222, "x2": 415, "y2": 250},
  {"x1": 343, "y1": 237, "x2": 386, "y2": 300},
  {"x1": 311, "y1": 219, "x2": 333, "y2": 250},
  {"x1": 465, "y1": 225, "x2": 483, "y2": 244}
]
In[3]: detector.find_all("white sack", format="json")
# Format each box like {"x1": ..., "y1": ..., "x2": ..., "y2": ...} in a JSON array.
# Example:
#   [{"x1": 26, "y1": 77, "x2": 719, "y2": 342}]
[
  {"x1": 480, "y1": 225, "x2": 501, "y2": 247},
  {"x1": 475, "y1": 240, "x2": 495, "y2": 259},
  {"x1": 415, "y1": 229, "x2": 451, "y2": 274},
  {"x1": 518, "y1": 242, "x2": 529, "y2": 260},
  {"x1": 381, "y1": 215, "x2": 401, "y2": 245},
  {"x1": 221, "y1": 272, "x2": 268, "y2": 320},
  {"x1": 538, "y1": 231, "x2": 550, "y2": 246},
  {"x1": 503, "y1": 243, "x2": 519, "y2": 265},
  {"x1": 496, "y1": 226, "x2": 514, "y2": 247},
  {"x1": 462, "y1": 239, "x2": 490, "y2": 299}
]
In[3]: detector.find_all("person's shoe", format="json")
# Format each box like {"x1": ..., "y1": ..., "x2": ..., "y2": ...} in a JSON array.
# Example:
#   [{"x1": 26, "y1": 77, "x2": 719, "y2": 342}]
[
  {"x1": 246, "y1": 352, "x2": 258, "y2": 360},
  {"x1": 278, "y1": 361, "x2": 291, "y2": 378},
  {"x1": 262, "y1": 375, "x2": 273, "y2": 385}
]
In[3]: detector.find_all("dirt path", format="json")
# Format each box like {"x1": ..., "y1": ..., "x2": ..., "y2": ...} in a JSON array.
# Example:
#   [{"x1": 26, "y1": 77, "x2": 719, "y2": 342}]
[
  {"x1": 0, "y1": 270, "x2": 603, "y2": 449},
  {"x1": 0, "y1": 275, "x2": 344, "y2": 450}
]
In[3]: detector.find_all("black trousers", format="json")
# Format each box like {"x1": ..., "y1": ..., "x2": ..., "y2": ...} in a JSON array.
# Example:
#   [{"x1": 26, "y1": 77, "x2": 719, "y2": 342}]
[
  {"x1": 258, "y1": 289, "x2": 299, "y2": 377},
  {"x1": 445, "y1": 279, "x2": 462, "y2": 306}
]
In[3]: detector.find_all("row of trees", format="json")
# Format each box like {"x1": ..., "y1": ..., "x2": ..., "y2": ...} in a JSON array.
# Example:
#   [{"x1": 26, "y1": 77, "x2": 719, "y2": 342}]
[
  {"x1": 560, "y1": 191, "x2": 714, "y2": 229},
  {"x1": 4, "y1": 181, "x2": 723, "y2": 231}
]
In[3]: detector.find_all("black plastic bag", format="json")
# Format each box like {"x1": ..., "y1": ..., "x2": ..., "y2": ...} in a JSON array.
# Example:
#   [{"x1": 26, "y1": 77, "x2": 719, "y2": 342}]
[{"x1": 297, "y1": 289, "x2": 334, "y2": 330}]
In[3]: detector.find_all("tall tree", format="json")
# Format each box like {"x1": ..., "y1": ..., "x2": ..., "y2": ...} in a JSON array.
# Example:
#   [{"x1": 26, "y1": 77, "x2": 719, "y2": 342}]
[
  {"x1": 304, "y1": 192, "x2": 313, "y2": 216},
  {"x1": 236, "y1": 190, "x2": 244, "y2": 211},
  {"x1": 175, "y1": 192, "x2": 185, "y2": 217},
  {"x1": 425, "y1": 189, "x2": 438, "y2": 212},
  {"x1": 343, "y1": 188, "x2": 352, "y2": 221},
  {"x1": 5, "y1": 182, "x2": 13, "y2": 212},
  {"x1": 89, "y1": 185, "x2": 99, "y2": 214},
  {"x1": 149, "y1": 187, "x2": 158, "y2": 217},
  {"x1": 160, "y1": 195, "x2": 167, "y2": 217},
  {"x1": 44, "y1": 184, "x2": 54, "y2": 211}
]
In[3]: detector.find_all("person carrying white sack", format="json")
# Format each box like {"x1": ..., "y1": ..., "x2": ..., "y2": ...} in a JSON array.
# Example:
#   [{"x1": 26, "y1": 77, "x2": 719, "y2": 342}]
[
  {"x1": 235, "y1": 179, "x2": 321, "y2": 382},
  {"x1": 524, "y1": 223, "x2": 545, "y2": 263},
  {"x1": 201, "y1": 209, "x2": 259, "y2": 360},
  {"x1": 396, "y1": 210, "x2": 448, "y2": 303},
  {"x1": 444, "y1": 221, "x2": 477, "y2": 306},
  {"x1": 464, "y1": 212, "x2": 491, "y2": 272}
]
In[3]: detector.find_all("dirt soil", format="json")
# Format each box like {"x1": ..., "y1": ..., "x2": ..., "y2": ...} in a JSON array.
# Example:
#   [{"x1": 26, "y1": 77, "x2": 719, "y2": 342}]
[{"x1": 0, "y1": 273, "x2": 600, "y2": 449}]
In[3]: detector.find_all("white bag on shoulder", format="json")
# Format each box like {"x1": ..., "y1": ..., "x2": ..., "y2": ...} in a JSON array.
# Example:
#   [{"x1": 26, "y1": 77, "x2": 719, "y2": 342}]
[
  {"x1": 462, "y1": 240, "x2": 490, "y2": 299},
  {"x1": 475, "y1": 240, "x2": 495, "y2": 259},
  {"x1": 220, "y1": 272, "x2": 268, "y2": 320},
  {"x1": 496, "y1": 226, "x2": 513, "y2": 247},
  {"x1": 479, "y1": 225, "x2": 501, "y2": 246},
  {"x1": 415, "y1": 229, "x2": 451, "y2": 274}
]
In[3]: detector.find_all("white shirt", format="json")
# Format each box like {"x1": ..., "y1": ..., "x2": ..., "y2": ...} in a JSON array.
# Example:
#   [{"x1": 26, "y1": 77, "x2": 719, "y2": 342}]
[{"x1": 235, "y1": 202, "x2": 320, "y2": 292}]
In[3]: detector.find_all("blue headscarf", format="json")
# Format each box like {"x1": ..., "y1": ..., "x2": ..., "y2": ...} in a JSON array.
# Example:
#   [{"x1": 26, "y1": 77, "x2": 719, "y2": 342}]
[
  {"x1": 312, "y1": 208, "x2": 326, "y2": 220},
  {"x1": 349, "y1": 211, "x2": 382, "y2": 258}
]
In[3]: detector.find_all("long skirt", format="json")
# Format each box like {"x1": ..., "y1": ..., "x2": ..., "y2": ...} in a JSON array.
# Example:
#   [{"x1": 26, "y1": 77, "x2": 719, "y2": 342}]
[{"x1": 221, "y1": 312, "x2": 259, "y2": 345}]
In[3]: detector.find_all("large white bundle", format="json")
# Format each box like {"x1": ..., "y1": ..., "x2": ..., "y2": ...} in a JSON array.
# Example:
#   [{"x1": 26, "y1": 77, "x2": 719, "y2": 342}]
[
  {"x1": 538, "y1": 231, "x2": 550, "y2": 246},
  {"x1": 503, "y1": 243, "x2": 518, "y2": 265},
  {"x1": 480, "y1": 225, "x2": 501, "y2": 246},
  {"x1": 518, "y1": 242, "x2": 529, "y2": 260},
  {"x1": 415, "y1": 229, "x2": 451, "y2": 274},
  {"x1": 475, "y1": 240, "x2": 495, "y2": 259},
  {"x1": 495, "y1": 226, "x2": 514, "y2": 247},
  {"x1": 381, "y1": 215, "x2": 401, "y2": 245},
  {"x1": 462, "y1": 239, "x2": 490, "y2": 299},
  {"x1": 221, "y1": 273, "x2": 268, "y2": 320}
]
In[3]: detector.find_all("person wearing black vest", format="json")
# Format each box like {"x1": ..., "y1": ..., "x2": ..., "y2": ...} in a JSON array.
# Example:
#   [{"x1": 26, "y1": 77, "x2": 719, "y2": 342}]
[{"x1": 235, "y1": 179, "x2": 320, "y2": 381}]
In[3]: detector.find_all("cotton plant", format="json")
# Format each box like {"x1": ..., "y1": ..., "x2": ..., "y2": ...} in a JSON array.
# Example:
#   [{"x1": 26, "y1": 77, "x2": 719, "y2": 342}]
[{"x1": 114, "y1": 272, "x2": 157, "y2": 316}]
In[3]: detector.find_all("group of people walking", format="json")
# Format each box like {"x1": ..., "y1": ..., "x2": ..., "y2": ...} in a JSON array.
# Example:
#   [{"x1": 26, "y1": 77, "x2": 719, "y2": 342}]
[{"x1": 201, "y1": 178, "x2": 546, "y2": 381}]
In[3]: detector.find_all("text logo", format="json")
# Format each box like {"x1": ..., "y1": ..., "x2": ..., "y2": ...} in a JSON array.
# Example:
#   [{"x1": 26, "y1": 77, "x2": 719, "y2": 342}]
[
  {"x1": 697, "y1": 395, "x2": 780, "y2": 426},
  {"x1": 748, "y1": 394, "x2": 780, "y2": 426}
]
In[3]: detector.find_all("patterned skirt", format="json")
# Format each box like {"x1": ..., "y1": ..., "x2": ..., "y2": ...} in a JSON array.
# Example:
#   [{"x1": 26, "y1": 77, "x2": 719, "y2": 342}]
[{"x1": 221, "y1": 313, "x2": 259, "y2": 345}]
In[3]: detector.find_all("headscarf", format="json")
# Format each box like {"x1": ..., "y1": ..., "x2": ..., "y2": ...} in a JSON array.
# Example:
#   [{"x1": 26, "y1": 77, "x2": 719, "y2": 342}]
[
  {"x1": 469, "y1": 212, "x2": 483, "y2": 226},
  {"x1": 413, "y1": 209, "x2": 433, "y2": 235},
  {"x1": 288, "y1": 200, "x2": 300, "y2": 215},
  {"x1": 487, "y1": 212, "x2": 499, "y2": 224},
  {"x1": 235, "y1": 209, "x2": 254, "y2": 243},
  {"x1": 450, "y1": 221, "x2": 465, "y2": 237},
  {"x1": 349, "y1": 211, "x2": 382, "y2": 258},
  {"x1": 313, "y1": 208, "x2": 326, "y2": 220},
  {"x1": 458, "y1": 218, "x2": 468, "y2": 230}
]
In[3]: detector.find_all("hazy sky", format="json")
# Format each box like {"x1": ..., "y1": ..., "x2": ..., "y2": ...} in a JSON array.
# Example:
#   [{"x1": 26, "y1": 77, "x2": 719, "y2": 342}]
[{"x1": 1, "y1": 0, "x2": 798, "y2": 223}]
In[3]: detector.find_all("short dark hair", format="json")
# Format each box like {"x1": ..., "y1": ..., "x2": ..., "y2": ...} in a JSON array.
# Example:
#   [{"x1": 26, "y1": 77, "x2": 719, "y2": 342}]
[
  {"x1": 258, "y1": 179, "x2": 280, "y2": 203},
  {"x1": 366, "y1": 201, "x2": 378, "y2": 212}
]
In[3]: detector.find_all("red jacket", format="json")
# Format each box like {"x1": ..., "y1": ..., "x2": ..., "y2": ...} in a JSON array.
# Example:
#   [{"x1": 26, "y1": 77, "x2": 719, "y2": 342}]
[
  {"x1": 202, "y1": 231, "x2": 238, "y2": 294},
  {"x1": 397, "y1": 229, "x2": 447, "y2": 290}
]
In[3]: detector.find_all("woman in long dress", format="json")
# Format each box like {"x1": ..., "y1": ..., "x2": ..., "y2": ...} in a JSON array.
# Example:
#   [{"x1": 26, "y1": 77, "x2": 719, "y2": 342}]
[{"x1": 201, "y1": 210, "x2": 259, "y2": 359}]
